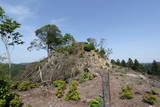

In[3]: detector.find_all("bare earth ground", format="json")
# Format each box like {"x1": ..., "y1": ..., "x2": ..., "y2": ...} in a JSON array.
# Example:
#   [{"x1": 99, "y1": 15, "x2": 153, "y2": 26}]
[
  {"x1": 110, "y1": 72, "x2": 160, "y2": 107},
  {"x1": 18, "y1": 71, "x2": 160, "y2": 107}
]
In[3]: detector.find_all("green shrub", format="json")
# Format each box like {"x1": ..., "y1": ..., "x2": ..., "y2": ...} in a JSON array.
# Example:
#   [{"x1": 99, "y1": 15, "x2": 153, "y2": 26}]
[
  {"x1": 147, "y1": 89, "x2": 159, "y2": 95},
  {"x1": 0, "y1": 99, "x2": 6, "y2": 107},
  {"x1": 18, "y1": 81, "x2": 30, "y2": 91},
  {"x1": 0, "y1": 80, "x2": 10, "y2": 99},
  {"x1": 56, "y1": 46, "x2": 75, "y2": 54},
  {"x1": 65, "y1": 80, "x2": 80, "y2": 100},
  {"x1": 98, "y1": 49, "x2": 106, "y2": 57},
  {"x1": 143, "y1": 94, "x2": 157, "y2": 105},
  {"x1": 53, "y1": 80, "x2": 66, "y2": 98},
  {"x1": 89, "y1": 98, "x2": 100, "y2": 107},
  {"x1": 84, "y1": 44, "x2": 95, "y2": 52},
  {"x1": 9, "y1": 96, "x2": 22, "y2": 107},
  {"x1": 53, "y1": 80, "x2": 66, "y2": 89},
  {"x1": 29, "y1": 83, "x2": 39, "y2": 89},
  {"x1": 79, "y1": 72, "x2": 96, "y2": 83},
  {"x1": 11, "y1": 81, "x2": 20, "y2": 90},
  {"x1": 120, "y1": 85, "x2": 134, "y2": 99}
]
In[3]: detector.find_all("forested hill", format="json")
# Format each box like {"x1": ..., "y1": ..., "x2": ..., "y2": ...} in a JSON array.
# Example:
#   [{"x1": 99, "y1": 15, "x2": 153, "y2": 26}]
[{"x1": 0, "y1": 63, "x2": 27, "y2": 79}]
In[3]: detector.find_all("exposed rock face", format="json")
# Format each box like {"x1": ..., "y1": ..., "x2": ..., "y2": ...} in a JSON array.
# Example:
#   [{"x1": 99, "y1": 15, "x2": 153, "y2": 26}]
[{"x1": 20, "y1": 48, "x2": 110, "y2": 83}]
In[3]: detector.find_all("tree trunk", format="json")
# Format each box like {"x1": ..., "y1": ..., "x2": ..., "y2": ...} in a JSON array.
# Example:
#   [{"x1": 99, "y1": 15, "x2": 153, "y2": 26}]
[
  {"x1": 47, "y1": 44, "x2": 49, "y2": 56},
  {"x1": 5, "y1": 44, "x2": 12, "y2": 79}
]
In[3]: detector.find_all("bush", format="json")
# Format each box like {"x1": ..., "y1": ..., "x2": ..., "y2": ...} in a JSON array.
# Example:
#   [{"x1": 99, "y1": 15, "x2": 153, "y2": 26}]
[
  {"x1": 147, "y1": 89, "x2": 159, "y2": 95},
  {"x1": 84, "y1": 44, "x2": 95, "y2": 52},
  {"x1": 18, "y1": 81, "x2": 30, "y2": 91},
  {"x1": 53, "y1": 80, "x2": 66, "y2": 98},
  {"x1": 56, "y1": 46, "x2": 75, "y2": 54},
  {"x1": 29, "y1": 83, "x2": 39, "y2": 89},
  {"x1": 9, "y1": 96, "x2": 22, "y2": 107},
  {"x1": 120, "y1": 85, "x2": 134, "y2": 99},
  {"x1": 0, "y1": 80, "x2": 10, "y2": 99},
  {"x1": 65, "y1": 80, "x2": 80, "y2": 100},
  {"x1": 89, "y1": 98, "x2": 100, "y2": 107},
  {"x1": 53, "y1": 80, "x2": 66, "y2": 89},
  {"x1": 143, "y1": 94, "x2": 157, "y2": 105},
  {"x1": 11, "y1": 81, "x2": 20, "y2": 90},
  {"x1": 99, "y1": 49, "x2": 106, "y2": 56},
  {"x1": 0, "y1": 99, "x2": 6, "y2": 107},
  {"x1": 79, "y1": 72, "x2": 96, "y2": 83}
]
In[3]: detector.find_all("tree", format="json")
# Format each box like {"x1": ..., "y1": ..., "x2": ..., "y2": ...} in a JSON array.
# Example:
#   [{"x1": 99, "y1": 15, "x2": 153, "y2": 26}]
[
  {"x1": 127, "y1": 58, "x2": 133, "y2": 68},
  {"x1": 28, "y1": 24, "x2": 62, "y2": 55},
  {"x1": 0, "y1": 6, "x2": 24, "y2": 78},
  {"x1": 151, "y1": 60, "x2": 159, "y2": 75},
  {"x1": 121, "y1": 60, "x2": 126, "y2": 67},
  {"x1": 111, "y1": 59, "x2": 116, "y2": 64},
  {"x1": 116, "y1": 59, "x2": 121, "y2": 66},
  {"x1": 87, "y1": 38, "x2": 97, "y2": 47},
  {"x1": 61, "y1": 33, "x2": 75, "y2": 46},
  {"x1": 132, "y1": 59, "x2": 140, "y2": 71},
  {"x1": 97, "y1": 38, "x2": 112, "y2": 58}
]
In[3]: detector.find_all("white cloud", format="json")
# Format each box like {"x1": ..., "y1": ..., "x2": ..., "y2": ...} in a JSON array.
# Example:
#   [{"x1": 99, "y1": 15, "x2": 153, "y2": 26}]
[{"x1": 2, "y1": 4, "x2": 33, "y2": 21}]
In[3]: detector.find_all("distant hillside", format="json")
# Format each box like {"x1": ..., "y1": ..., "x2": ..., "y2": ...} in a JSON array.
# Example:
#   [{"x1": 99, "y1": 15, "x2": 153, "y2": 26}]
[{"x1": 0, "y1": 63, "x2": 27, "y2": 80}]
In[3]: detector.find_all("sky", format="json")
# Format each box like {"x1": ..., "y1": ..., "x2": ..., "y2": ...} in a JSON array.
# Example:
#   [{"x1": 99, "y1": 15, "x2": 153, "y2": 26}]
[{"x1": 0, "y1": 0, "x2": 160, "y2": 63}]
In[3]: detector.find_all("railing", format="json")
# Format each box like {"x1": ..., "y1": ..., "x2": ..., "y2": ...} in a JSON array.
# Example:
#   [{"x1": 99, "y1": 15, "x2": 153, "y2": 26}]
[{"x1": 97, "y1": 69, "x2": 112, "y2": 107}]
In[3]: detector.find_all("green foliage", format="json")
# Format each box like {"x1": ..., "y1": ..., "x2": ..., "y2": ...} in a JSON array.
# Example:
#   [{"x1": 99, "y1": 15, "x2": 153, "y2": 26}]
[
  {"x1": 143, "y1": 94, "x2": 157, "y2": 105},
  {"x1": 9, "y1": 96, "x2": 22, "y2": 107},
  {"x1": 65, "y1": 80, "x2": 80, "y2": 100},
  {"x1": 53, "y1": 80, "x2": 66, "y2": 88},
  {"x1": 56, "y1": 46, "x2": 75, "y2": 54},
  {"x1": 120, "y1": 85, "x2": 134, "y2": 99},
  {"x1": 0, "y1": 18, "x2": 24, "y2": 46},
  {"x1": 61, "y1": 33, "x2": 75, "y2": 46},
  {"x1": 0, "y1": 64, "x2": 26, "y2": 80},
  {"x1": 147, "y1": 89, "x2": 159, "y2": 95},
  {"x1": 0, "y1": 80, "x2": 10, "y2": 99},
  {"x1": 79, "y1": 72, "x2": 96, "y2": 83},
  {"x1": 0, "y1": 99, "x2": 6, "y2": 107},
  {"x1": 98, "y1": 49, "x2": 106, "y2": 57},
  {"x1": 89, "y1": 98, "x2": 100, "y2": 107},
  {"x1": 121, "y1": 60, "x2": 126, "y2": 67},
  {"x1": 18, "y1": 81, "x2": 30, "y2": 91},
  {"x1": 53, "y1": 80, "x2": 66, "y2": 98},
  {"x1": 116, "y1": 59, "x2": 121, "y2": 66},
  {"x1": 84, "y1": 44, "x2": 95, "y2": 52},
  {"x1": 127, "y1": 58, "x2": 133, "y2": 68},
  {"x1": 17, "y1": 81, "x2": 38, "y2": 91},
  {"x1": 28, "y1": 24, "x2": 62, "y2": 54},
  {"x1": 0, "y1": 80, "x2": 21, "y2": 107},
  {"x1": 11, "y1": 81, "x2": 19, "y2": 90},
  {"x1": 29, "y1": 83, "x2": 39, "y2": 89}
]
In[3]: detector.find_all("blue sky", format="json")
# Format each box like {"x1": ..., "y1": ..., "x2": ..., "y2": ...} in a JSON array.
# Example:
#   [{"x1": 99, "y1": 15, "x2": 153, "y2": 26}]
[{"x1": 0, "y1": 0, "x2": 160, "y2": 63}]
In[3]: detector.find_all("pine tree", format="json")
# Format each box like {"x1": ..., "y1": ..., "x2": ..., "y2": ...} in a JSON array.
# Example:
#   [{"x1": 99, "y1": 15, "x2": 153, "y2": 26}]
[
  {"x1": 127, "y1": 58, "x2": 133, "y2": 68},
  {"x1": 116, "y1": 59, "x2": 121, "y2": 66},
  {"x1": 132, "y1": 59, "x2": 140, "y2": 71},
  {"x1": 151, "y1": 60, "x2": 159, "y2": 74},
  {"x1": 121, "y1": 60, "x2": 126, "y2": 67},
  {"x1": 111, "y1": 59, "x2": 116, "y2": 64}
]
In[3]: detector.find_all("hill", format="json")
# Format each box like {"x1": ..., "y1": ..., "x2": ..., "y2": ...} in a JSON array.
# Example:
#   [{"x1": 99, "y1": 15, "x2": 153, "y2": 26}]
[{"x1": 0, "y1": 63, "x2": 26, "y2": 80}]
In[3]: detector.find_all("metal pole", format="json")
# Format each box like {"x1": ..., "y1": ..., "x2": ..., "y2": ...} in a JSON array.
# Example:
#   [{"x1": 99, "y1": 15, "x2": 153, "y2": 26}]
[{"x1": 108, "y1": 71, "x2": 112, "y2": 107}]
